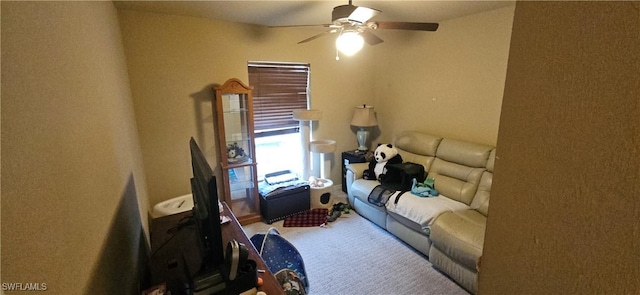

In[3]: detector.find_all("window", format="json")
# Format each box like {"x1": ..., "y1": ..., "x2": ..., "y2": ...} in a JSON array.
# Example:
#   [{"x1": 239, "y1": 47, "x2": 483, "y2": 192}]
[
  {"x1": 249, "y1": 62, "x2": 310, "y2": 136},
  {"x1": 248, "y1": 62, "x2": 310, "y2": 179}
]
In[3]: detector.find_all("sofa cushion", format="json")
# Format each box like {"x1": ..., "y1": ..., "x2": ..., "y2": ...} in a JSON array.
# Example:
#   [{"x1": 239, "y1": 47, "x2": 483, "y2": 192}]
[
  {"x1": 436, "y1": 138, "x2": 493, "y2": 168},
  {"x1": 386, "y1": 193, "x2": 470, "y2": 232},
  {"x1": 470, "y1": 171, "x2": 492, "y2": 216},
  {"x1": 429, "y1": 210, "x2": 486, "y2": 270},
  {"x1": 486, "y1": 149, "x2": 496, "y2": 172},
  {"x1": 394, "y1": 131, "x2": 442, "y2": 171},
  {"x1": 397, "y1": 149, "x2": 436, "y2": 173},
  {"x1": 425, "y1": 139, "x2": 493, "y2": 205},
  {"x1": 428, "y1": 158, "x2": 485, "y2": 205},
  {"x1": 394, "y1": 131, "x2": 442, "y2": 156},
  {"x1": 470, "y1": 149, "x2": 494, "y2": 216}
]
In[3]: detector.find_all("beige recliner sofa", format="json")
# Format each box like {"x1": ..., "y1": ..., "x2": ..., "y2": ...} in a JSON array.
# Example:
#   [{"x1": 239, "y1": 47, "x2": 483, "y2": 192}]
[{"x1": 346, "y1": 131, "x2": 495, "y2": 294}]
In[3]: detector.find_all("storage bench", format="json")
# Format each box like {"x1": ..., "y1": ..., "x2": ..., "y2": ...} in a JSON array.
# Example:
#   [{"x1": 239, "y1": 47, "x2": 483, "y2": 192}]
[{"x1": 259, "y1": 182, "x2": 310, "y2": 224}]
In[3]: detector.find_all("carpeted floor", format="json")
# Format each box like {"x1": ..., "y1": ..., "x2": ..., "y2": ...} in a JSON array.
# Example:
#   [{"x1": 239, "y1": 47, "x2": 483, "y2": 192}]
[{"x1": 244, "y1": 211, "x2": 469, "y2": 295}]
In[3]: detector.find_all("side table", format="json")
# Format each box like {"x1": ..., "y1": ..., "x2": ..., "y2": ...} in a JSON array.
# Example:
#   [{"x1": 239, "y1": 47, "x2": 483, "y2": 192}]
[{"x1": 341, "y1": 150, "x2": 368, "y2": 193}]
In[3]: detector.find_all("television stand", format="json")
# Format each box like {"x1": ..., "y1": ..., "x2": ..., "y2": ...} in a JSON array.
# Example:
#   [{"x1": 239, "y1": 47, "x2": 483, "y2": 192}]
[
  {"x1": 191, "y1": 268, "x2": 225, "y2": 294},
  {"x1": 147, "y1": 202, "x2": 284, "y2": 295}
]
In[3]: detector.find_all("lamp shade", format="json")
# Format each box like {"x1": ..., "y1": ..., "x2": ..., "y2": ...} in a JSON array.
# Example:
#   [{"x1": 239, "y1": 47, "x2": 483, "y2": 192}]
[{"x1": 350, "y1": 105, "x2": 378, "y2": 127}]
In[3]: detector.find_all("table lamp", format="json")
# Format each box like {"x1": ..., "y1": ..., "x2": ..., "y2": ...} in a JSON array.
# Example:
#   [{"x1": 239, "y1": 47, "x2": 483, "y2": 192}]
[{"x1": 350, "y1": 105, "x2": 378, "y2": 151}]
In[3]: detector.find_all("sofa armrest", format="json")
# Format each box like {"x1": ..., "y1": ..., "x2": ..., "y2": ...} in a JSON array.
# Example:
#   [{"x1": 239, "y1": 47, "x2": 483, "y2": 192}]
[
  {"x1": 345, "y1": 162, "x2": 369, "y2": 196},
  {"x1": 346, "y1": 162, "x2": 368, "y2": 180}
]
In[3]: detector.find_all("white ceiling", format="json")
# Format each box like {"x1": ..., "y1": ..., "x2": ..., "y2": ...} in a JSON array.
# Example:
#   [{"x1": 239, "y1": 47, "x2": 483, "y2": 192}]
[{"x1": 113, "y1": 1, "x2": 515, "y2": 27}]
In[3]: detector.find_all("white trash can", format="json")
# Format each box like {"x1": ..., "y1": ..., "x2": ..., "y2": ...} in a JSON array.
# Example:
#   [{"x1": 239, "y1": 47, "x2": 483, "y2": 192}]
[{"x1": 152, "y1": 194, "x2": 194, "y2": 218}]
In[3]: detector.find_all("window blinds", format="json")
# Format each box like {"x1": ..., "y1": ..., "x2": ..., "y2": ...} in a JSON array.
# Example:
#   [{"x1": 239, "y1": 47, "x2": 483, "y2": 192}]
[{"x1": 248, "y1": 62, "x2": 309, "y2": 136}]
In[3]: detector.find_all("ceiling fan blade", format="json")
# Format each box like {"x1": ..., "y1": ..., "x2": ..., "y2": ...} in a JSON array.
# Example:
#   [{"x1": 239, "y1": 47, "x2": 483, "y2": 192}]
[
  {"x1": 349, "y1": 6, "x2": 380, "y2": 23},
  {"x1": 332, "y1": 4, "x2": 380, "y2": 24},
  {"x1": 297, "y1": 29, "x2": 337, "y2": 44},
  {"x1": 373, "y1": 21, "x2": 439, "y2": 31},
  {"x1": 268, "y1": 24, "x2": 334, "y2": 29},
  {"x1": 361, "y1": 30, "x2": 384, "y2": 45}
]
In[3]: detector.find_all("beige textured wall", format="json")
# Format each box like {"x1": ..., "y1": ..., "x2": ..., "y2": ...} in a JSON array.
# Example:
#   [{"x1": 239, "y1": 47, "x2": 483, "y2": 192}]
[
  {"x1": 118, "y1": 5, "x2": 516, "y2": 207},
  {"x1": 372, "y1": 5, "x2": 515, "y2": 146},
  {"x1": 1, "y1": 2, "x2": 148, "y2": 293},
  {"x1": 0, "y1": 2, "x2": 524, "y2": 293},
  {"x1": 479, "y1": 2, "x2": 640, "y2": 294},
  {"x1": 117, "y1": 10, "x2": 376, "y2": 206}
]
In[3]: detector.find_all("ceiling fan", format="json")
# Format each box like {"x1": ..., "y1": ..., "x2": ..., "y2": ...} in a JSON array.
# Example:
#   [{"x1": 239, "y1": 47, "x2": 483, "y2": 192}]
[{"x1": 276, "y1": 1, "x2": 439, "y2": 58}]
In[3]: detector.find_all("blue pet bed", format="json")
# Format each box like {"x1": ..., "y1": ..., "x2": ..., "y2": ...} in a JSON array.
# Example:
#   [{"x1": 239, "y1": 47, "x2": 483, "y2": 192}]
[{"x1": 250, "y1": 227, "x2": 309, "y2": 295}]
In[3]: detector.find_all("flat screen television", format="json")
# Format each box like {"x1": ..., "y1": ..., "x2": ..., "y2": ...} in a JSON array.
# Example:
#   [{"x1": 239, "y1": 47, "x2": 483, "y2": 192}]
[{"x1": 189, "y1": 137, "x2": 224, "y2": 271}]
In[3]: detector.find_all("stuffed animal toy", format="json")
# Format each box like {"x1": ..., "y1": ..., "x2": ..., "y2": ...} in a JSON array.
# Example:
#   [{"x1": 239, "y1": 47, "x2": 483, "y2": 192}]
[
  {"x1": 326, "y1": 202, "x2": 351, "y2": 222},
  {"x1": 363, "y1": 143, "x2": 403, "y2": 181},
  {"x1": 308, "y1": 176, "x2": 329, "y2": 188},
  {"x1": 226, "y1": 142, "x2": 245, "y2": 159}
]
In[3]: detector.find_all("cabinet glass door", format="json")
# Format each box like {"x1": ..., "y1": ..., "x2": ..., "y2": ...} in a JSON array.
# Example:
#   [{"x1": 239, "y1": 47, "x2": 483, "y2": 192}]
[
  {"x1": 224, "y1": 165, "x2": 257, "y2": 218},
  {"x1": 215, "y1": 79, "x2": 261, "y2": 225},
  {"x1": 222, "y1": 93, "x2": 253, "y2": 165}
]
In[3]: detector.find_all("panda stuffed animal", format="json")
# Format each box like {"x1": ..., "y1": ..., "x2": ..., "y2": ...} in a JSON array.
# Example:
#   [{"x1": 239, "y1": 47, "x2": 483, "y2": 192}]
[{"x1": 363, "y1": 144, "x2": 403, "y2": 181}]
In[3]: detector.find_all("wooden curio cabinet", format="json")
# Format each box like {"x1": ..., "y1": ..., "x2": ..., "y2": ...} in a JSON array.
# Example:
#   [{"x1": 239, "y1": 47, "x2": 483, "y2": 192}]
[{"x1": 214, "y1": 78, "x2": 261, "y2": 225}]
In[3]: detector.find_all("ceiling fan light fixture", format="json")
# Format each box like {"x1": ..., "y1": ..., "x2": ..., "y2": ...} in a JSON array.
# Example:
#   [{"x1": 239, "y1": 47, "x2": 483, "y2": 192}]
[{"x1": 336, "y1": 31, "x2": 364, "y2": 56}]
